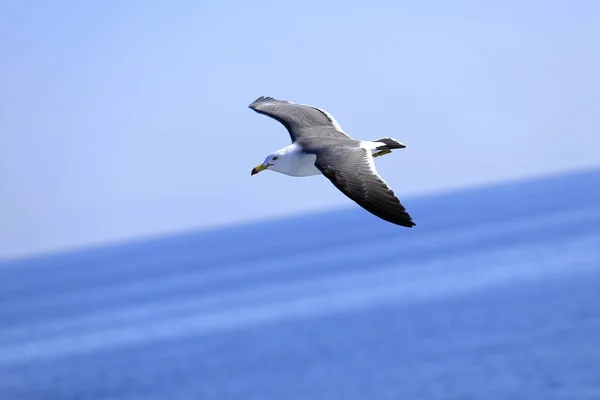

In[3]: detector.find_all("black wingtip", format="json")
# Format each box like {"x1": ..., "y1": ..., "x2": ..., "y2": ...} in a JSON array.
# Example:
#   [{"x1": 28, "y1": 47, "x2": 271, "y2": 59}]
[
  {"x1": 398, "y1": 219, "x2": 416, "y2": 228},
  {"x1": 249, "y1": 96, "x2": 276, "y2": 110}
]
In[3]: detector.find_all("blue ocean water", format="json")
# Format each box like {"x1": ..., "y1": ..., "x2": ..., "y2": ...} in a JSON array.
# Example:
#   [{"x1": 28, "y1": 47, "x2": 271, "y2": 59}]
[{"x1": 1, "y1": 169, "x2": 600, "y2": 400}]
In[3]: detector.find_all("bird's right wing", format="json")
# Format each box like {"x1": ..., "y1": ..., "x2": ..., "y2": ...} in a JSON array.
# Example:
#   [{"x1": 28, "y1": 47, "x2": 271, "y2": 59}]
[
  {"x1": 249, "y1": 96, "x2": 351, "y2": 142},
  {"x1": 314, "y1": 144, "x2": 415, "y2": 227}
]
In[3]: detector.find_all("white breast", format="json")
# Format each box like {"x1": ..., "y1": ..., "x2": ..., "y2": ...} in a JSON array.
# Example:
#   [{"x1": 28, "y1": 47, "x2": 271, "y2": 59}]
[
  {"x1": 270, "y1": 144, "x2": 322, "y2": 177},
  {"x1": 288, "y1": 152, "x2": 321, "y2": 177}
]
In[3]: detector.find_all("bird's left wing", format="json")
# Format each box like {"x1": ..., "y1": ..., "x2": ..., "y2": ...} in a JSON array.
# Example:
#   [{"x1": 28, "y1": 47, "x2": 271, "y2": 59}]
[{"x1": 313, "y1": 144, "x2": 415, "y2": 227}]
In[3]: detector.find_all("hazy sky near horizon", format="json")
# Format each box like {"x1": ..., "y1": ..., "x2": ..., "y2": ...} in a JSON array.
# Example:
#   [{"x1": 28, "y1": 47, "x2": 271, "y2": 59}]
[{"x1": 1, "y1": 0, "x2": 599, "y2": 258}]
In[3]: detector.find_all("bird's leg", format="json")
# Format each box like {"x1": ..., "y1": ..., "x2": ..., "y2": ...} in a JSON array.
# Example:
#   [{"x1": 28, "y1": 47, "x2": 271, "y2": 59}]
[{"x1": 373, "y1": 149, "x2": 392, "y2": 158}]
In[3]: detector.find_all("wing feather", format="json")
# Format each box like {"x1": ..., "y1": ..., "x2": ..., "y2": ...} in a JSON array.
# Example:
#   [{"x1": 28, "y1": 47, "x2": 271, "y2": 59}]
[
  {"x1": 314, "y1": 145, "x2": 415, "y2": 227},
  {"x1": 249, "y1": 96, "x2": 351, "y2": 142}
]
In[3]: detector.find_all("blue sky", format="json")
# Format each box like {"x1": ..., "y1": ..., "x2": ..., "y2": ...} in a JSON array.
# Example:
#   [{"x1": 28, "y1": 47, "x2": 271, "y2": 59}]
[{"x1": 1, "y1": 0, "x2": 599, "y2": 258}]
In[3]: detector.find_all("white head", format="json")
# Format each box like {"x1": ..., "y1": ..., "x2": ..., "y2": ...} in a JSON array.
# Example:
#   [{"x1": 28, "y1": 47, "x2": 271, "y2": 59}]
[{"x1": 251, "y1": 150, "x2": 291, "y2": 176}]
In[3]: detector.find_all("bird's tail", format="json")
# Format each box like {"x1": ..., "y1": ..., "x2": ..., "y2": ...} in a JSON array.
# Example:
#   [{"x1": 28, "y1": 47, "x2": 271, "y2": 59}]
[
  {"x1": 371, "y1": 137, "x2": 405, "y2": 158},
  {"x1": 374, "y1": 137, "x2": 406, "y2": 150}
]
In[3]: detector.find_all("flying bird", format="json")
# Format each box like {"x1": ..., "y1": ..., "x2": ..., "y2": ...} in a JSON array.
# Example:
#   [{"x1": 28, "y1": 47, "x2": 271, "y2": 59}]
[{"x1": 249, "y1": 96, "x2": 415, "y2": 227}]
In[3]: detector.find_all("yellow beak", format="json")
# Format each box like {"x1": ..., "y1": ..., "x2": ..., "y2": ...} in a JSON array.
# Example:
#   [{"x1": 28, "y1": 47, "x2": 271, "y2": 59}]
[{"x1": 251, "y1": 163, "x2": 268, "y2": 176}]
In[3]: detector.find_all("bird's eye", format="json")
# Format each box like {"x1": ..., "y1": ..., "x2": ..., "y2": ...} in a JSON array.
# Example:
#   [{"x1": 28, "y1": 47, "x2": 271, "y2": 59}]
[{"x1": 272, "y1": 156, "x2": 278, "y2": 161}]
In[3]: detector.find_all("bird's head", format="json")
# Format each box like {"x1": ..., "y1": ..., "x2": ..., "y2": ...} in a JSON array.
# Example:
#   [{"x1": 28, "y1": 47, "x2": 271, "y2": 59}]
[{"x1": 251, "y1": 152, "x2": 283, "y2": 175}]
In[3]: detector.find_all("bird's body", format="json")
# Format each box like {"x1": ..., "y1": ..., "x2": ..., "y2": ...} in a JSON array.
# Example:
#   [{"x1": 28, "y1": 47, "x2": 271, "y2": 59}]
[
  {"x1": 267, "y1": 140, "x2": 389, "y2": 177},
  {"x1": 262, "y1": 142, "x2": 320, "y2": 177},
  {"x1": 249, "y1": 96, "x2": 415, "y2": 227}
]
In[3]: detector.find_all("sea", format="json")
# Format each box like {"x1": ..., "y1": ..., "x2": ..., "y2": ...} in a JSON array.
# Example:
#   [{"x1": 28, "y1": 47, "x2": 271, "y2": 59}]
[{"x1": 1, "y1": 168, "x2": 599, "y2": 400}]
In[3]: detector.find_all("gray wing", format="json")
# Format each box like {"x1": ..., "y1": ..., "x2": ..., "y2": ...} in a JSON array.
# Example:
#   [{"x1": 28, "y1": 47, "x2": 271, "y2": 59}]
[
  {"x1": 248, "y1": 96, "x2": 351, "y2": 142},
  {"x1": 314, "y1": 145, "x2": 416, "y2": 227}
]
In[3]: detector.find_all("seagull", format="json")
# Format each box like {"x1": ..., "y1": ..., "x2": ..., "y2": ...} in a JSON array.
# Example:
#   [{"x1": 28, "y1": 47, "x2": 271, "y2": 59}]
[{"x1": 249, "y1": 96, "x2": 415, "y2": 227}]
